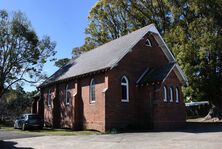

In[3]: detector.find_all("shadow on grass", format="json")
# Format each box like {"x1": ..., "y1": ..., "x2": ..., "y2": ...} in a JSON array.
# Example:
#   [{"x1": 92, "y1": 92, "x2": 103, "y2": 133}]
[{"x1": 0, "y1": 140, "x2": 33, "y2": 149}]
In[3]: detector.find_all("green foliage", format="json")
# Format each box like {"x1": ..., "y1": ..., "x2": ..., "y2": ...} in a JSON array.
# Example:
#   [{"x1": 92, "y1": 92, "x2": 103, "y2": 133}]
[
  {"x1": 74, "y1": 0, "x2": 222, "y2": 107},
  {"x1": 164, "y1": 1, "x2": 222, "y2": 106},
  {"x1": 54, "y1": 58, "x2": 70, "y2": 68},
  {"x1": 72, "y1": 0, "x2": 171, "y2": 54},
  {"x1": 0, "y1": 10, "x2": 56, "y2": 98},
  {"x1": 0, "y1": 84, "x2": 36, "y2": 125}
]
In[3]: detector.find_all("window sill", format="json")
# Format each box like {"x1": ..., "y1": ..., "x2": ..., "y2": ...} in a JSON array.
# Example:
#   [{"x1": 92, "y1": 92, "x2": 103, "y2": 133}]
[
  {"x1": 90, "y1": 101, "x2": 96, "y2": 104},
  {"x1": 121, "y1": 100, "x2": 129, "y2": 103},
  {"x1": 102, "y1": 88, "x2": 108, "y2": 93}
]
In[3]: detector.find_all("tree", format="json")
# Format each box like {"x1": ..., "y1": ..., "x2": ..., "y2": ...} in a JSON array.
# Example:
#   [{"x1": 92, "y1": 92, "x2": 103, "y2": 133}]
[
  {"x1": 73, "y1": 0, "x2": 222, "y2": 116},
  {"x1": 54, "y1": 58, "x2": 70, "y2": 68},
  {"x1": 0, "y1": 10, "x2": 56, "y2": 99},
  {"x1": 7, "y1": 84, "x2": 31, "y2": 116},
  {"x1": 164, "y1": 0, "x2": 222, "y2": 117},
  {"x1": 0, "y1": 84, "x2": 36, "y2": 124},
  {"x1": 73, "y1": 0, "x2": 171, "y2": 54}
]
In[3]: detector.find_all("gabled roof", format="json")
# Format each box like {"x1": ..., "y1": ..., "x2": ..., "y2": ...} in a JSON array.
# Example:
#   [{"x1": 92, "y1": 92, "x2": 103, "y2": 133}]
[
  {"x1": 40, "y1": 24, "x2": 185, "y2": 87},
  {"x1": 137, "y1": 63, "x2": 175, "y2": 85},
  {"x1": 33, "y1": 91, "x2": 40, "y2": 98},
  {"x1": 137, "y1": 63, "x2": 188, "y2": 86}
]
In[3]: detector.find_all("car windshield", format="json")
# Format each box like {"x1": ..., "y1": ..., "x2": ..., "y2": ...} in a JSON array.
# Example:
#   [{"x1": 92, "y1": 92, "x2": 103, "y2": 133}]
[{"x1": 28, "y1": 115, "x2": 41, "y2": 120}]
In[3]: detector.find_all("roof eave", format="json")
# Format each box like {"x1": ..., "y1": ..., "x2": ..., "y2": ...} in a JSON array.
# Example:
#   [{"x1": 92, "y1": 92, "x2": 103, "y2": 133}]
[
  {"x1": 38, "y1": 67, "x2": 110, "y2": 88},
  {"x1": 162, "y1": 64, "x2": 176, "y2": 83},
  {"x1": 148, "y1": 25, "x2": 188, "y2": 86},
  {"x1": 175, "y1": 64, "x2": 189, "y2": 86},
  {"x1": 148, "y1": 25, "x2": 176, "y2": 62},
  {"x1": 161, "y1": 64, "x2": 188, "y2": 86}
]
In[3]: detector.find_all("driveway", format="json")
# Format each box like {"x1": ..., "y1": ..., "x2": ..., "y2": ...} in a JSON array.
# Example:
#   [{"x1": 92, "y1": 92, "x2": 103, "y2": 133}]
[
  {"x1": 0, "y1": 130, "x2": 40, "y2": 140},
  {"x1": 1, "y1": 122, "x2": 222, "y2": 149},
  {"x1": 0, "y1": 130, "x2": 40, "y2": 149}
]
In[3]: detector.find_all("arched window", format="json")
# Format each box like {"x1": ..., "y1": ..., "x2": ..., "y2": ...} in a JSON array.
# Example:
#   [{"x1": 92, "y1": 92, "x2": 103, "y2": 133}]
[
  {"x1": 121, "y1": 76, "x2": 129, "y2": 102},
  {"x1": 65, "y1": 84, "x2": 70, "y2": 105},
  {"x1": 48, "y1": 89, "x2": 52, "y2": 107},
  {"x1": 89, "y1": 79, "x2": 96, "y2": 103},
  {"x1": 169, "y1": 87, "x2": 173, "y2": 102},
  {"x1": 145, "y1": 39, "x2": 152, "y2": 47},
  {"x1": 175, "y1": 87, "x2": 179, "y2": 103},
  {"x1": 163, "y1": 86, "x2": 167, "y2": 102}
]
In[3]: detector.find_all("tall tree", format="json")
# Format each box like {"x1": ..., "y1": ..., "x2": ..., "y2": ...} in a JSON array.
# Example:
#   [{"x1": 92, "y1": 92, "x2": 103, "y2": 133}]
[
  {"x1": 73, "y1": 0, "x2": 222, "y2": 115},
  {"x1": 0, "y1": 10, "x2": 56, "y2": 99},
  {"x1": 73, "y1": 0, "x2": 171, "y2": 54},
  {"x1": 0, "y1": 84, "x2": 36, "y2": 122},
  {"x1": 165, "y1": 0, "x2": 222, "y2": 115}
]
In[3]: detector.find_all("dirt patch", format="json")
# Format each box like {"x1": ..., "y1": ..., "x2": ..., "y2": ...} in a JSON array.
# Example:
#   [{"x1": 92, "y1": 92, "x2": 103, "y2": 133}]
[{"x1": 187, "y1": 117, "x2": 222, "y2": 123}]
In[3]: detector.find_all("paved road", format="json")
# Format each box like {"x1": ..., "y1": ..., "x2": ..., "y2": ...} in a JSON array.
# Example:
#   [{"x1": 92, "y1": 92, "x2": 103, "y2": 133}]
[
  {"x1": 0, "y1": 130, "x2": 39, "y2": 140},
  {"x1": 1, "y1": 122, "x2": 222, "y2": 149},
  {"x1": 0, "y1": 130, "x2": 40, "y2": 149},
  {"x1": 2, "y1": 131, "x2": 222, "y2": 149}
]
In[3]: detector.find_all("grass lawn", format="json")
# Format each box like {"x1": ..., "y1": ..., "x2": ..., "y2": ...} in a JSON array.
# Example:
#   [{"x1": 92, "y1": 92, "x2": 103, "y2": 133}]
[{"x1": 0, "y1": 124, "x2": 101, "y2": 136}]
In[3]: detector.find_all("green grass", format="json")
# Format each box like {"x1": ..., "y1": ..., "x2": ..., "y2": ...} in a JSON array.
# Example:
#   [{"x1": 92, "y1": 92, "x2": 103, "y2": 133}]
[{"x1": 0, "y1": 124, "x2": 101, "y2": 136}]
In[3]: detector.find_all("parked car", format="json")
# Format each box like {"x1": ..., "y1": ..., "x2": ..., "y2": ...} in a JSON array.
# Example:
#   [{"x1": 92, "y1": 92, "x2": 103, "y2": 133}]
[
  {"x1": 185, "y1": 101, "x2": 210, "y2": 118},
  {"x1": 14, "y1": 113, "x2": 44, "y2": 130}
]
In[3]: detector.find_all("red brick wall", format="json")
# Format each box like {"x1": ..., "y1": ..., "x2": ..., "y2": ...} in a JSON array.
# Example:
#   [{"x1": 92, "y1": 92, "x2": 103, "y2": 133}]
[
  {"x1": 43, "y1": 81, "x2": 79, "y2": 129},
  {"x1": 58, "y1": 82, "x2": 76, "y2": 128},
  {"x1": 42, "y1": 73, "x2": 107, "y2": 132},
  {"x1": 79, "y1": 73, "x2": 106, "y2": 132},
  {"x1": 105, "y1": 33, "x2": 170, "y2": 130},
  {"x1": 152, "y1": 71, "x2": 186, "y2": 129},
  {"x1": 41, "y1": 33, "x2": 185, "y2": 132},
  {"x1": 42, "y1": 86, "x2": 56, "y2": 127}
]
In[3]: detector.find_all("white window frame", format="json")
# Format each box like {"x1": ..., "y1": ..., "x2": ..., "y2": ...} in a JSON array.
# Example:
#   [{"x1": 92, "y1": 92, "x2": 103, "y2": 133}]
[
  {"x1": 145, "y1": 39, "x2": 152, "y2": 47},
  {"x1": 169, "y1": 87, "x2": 173, "y2": 102},
  {"x1": 48, "y1": 89, "x2": 52, "y2": 107},
  {"x1": 163, "y1": 86, "x2": 167, "y2": 102},
  {"x1": 65, "y1": 84, "x2": 70, "y2": 106},
  {"x1": 89, "y1": 79, "x2": 96, "y2": 103},
  {"x1": 175, "y1": 87, "x2": 179, "y2": 103},
  {"x1": 121, "y1": 76, "x2": 129, "y2": 102}
]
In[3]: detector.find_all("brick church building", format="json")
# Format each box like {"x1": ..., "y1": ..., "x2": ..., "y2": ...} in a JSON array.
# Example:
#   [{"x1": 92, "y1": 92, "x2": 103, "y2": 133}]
[{"x1": 33, "y1": 24, "x2": 188, "y2": 132}]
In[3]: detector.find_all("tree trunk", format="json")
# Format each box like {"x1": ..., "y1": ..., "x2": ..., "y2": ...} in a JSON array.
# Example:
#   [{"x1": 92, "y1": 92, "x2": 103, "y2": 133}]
[
  {"x1": 0, "y1": 85, "x2": 4, "y2": 100},
  {"x1": 205, "y1": 104, "x2": 222, "y2": 120}
]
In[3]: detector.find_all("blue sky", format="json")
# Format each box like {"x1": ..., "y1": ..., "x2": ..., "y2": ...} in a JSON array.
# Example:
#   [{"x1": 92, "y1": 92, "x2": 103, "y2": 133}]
[{"x1": 0, "y1": 0, "x2": 98, "y2": 91}]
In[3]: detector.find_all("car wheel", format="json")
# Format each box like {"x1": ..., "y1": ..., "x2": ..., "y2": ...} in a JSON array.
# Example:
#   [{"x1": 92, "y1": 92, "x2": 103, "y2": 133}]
[{"x1": 22, "y1": 123, "x2": 26, "y2": 131}]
